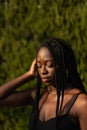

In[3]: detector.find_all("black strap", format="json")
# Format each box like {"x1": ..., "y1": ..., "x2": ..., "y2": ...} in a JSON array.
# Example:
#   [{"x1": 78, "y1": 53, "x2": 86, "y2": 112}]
[{"x1": 61, "y1": 92, "x2": 82, "y2": 114}]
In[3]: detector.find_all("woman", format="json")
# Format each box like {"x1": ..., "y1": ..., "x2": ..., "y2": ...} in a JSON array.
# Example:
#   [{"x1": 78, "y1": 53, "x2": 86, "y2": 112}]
[{"x1": 0, "y1": 38, "x2": 87, "y2": 130}]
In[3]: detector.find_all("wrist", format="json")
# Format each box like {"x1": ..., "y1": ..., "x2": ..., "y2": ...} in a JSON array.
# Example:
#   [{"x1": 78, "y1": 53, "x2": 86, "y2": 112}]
[{"x1": 25, "y1": 71, "x2": 35, "y2": 80}]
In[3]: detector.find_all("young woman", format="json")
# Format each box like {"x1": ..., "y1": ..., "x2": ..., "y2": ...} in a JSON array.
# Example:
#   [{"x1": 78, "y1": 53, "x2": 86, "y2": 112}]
[{"x1": 0, "y1": 38, "x2": 87, "y2": 130}]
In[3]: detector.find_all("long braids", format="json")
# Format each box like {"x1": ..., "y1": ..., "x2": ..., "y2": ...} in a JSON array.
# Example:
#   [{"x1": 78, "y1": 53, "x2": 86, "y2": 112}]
[
  {"x1": 29, "y1": 73, "x2": 41, "y2": 130},
  {"x1": 29, "y1": 38, "x2": 86, "y2": 130},
  {"x1": 38, "y1": 39, "x2": 66, "y2": 127},
  {"x1": 58, "y1": 39, "x2": 86, "y2": 92}
]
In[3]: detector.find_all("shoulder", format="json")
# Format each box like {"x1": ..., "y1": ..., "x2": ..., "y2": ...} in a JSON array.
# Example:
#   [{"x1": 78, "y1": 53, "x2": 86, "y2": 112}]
[
  {"x1": 77, "y1": 93, "x2": 87, "y2": 107},
  {"x1": 75, "y1": 93, "x2": 87, "y2": 116},
  {"x1": 75, "y1": 93, "x2": 87, "y2": 130}
]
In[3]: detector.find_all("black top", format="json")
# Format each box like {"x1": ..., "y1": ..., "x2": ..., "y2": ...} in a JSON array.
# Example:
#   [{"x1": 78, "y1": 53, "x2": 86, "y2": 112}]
[{"x1": 36, "y1": 92, "x2": 81, "y2": 130}]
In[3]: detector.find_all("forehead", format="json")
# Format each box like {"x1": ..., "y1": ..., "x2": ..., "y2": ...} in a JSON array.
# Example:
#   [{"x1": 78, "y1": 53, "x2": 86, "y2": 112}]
[{"x1": 37, "y1": 47, "x2": 52, "y2": 60}]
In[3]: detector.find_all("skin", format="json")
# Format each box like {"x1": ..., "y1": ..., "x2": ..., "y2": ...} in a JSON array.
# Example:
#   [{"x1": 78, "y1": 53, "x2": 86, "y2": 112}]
[
  {"x1": 0, "y1": 47, "x2": 87, "y2": 130},
  {"x1": 37, "y1": 47, "x2": 57, "y2": 87}
]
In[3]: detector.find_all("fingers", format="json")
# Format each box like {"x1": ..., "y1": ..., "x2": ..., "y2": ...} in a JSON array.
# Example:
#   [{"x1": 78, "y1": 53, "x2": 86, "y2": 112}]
[
  {"x1": 29, "y1": 59, "x2": 37, "y2": 77},
  {"x1": 33, "y1": 59, "x2": 37, "y2": 66},
  {"x1": 31, "y1": 59, "x2": 37, "y2": 70}
]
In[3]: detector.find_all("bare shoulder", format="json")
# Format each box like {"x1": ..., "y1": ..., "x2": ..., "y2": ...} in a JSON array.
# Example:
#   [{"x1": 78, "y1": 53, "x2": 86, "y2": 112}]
[
  {"x1": 75, "y1": 93, "x2": 87, "y2": 116},
  {"x1": 77, "y1": 93, "x2": 87, "y2": 106}
]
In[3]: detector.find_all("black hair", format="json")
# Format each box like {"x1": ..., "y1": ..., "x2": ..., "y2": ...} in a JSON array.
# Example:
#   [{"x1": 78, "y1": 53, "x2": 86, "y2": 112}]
[{"x1": 29, "y1": 38, "x2": 86, "y2": 130}]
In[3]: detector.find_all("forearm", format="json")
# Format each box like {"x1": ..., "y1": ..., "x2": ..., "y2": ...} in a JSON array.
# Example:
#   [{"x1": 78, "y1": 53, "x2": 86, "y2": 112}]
[
  {"x1": 0, "y1": 88, "x2": 35, "y2": 107},
  {"x1": 0, "y1": 71, "x2": 34, "y2": 99}
]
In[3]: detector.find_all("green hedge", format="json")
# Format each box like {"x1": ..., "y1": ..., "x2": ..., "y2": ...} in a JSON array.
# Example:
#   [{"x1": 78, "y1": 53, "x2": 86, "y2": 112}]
[{"x1": 0, "y1": 0, "x2": 87, "y2": 129}]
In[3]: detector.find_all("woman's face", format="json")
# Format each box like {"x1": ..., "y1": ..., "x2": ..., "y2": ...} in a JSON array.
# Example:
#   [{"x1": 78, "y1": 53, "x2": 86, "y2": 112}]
[{"x1": 36, "y1": 47, "x2": 58, "y2": 86}]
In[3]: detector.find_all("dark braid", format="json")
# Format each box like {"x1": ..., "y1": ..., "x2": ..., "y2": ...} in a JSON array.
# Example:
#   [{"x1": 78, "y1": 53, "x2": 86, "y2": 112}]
[
  {"x1": 29, "y1": 38, "x2": 86, "y2": 130},
  {"x1": 29, "y1": 73, "x2": 41, "y2": 130},
  {"x1": 58, "y1": 39, "x2": 86, "y2": 92}
]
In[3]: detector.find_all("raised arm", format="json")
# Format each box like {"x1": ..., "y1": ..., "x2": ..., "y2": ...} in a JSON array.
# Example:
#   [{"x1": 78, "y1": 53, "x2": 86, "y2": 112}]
[
  {"x1": 0, "y1": 88, "x2": 36, "y2": 106},
  {"x1": 0, "y1": 59, "x2": 37, "y2": 101}
]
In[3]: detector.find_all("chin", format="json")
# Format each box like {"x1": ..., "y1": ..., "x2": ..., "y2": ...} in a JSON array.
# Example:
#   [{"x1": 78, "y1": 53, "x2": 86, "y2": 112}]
[{"x1": 44, "y1": 81, "x2": 52, "y2": 86}]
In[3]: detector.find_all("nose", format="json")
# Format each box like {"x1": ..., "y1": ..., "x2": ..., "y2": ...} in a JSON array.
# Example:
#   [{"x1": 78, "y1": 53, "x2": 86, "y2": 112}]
[{"x1": 40, "y1": 65, "x2": 47, "y2": 74}]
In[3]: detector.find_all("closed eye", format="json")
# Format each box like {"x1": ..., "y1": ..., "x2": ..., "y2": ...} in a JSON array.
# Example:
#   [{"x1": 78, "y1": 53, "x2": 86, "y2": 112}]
[
  {"x1": 47, "y1": 62, "x2": 54, "y2": 68},
  {"x1": 37, "y1": 63, "x2": 42, "y2": 68}
]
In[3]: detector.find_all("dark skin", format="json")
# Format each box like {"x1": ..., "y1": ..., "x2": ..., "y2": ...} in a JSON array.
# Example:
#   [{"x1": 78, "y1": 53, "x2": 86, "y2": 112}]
[{"x1": 0, "y1": 47, "x2": 87, "y2": 130}]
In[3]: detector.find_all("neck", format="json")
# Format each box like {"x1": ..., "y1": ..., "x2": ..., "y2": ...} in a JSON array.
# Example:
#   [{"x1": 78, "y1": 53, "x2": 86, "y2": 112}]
[{"x1": 47, "y1": 86, "x2": 57, "y2": 95}]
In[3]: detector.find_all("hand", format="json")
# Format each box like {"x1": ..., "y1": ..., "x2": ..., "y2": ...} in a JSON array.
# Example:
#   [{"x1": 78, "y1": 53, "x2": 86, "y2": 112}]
[{"x1": 29, "y1": 59, "x2": 37, "y2": 78}]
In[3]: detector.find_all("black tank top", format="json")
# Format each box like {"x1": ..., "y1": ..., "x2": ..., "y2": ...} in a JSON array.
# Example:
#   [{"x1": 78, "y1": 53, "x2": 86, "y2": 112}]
[{"x1": 36, "y1": 92, "x2": 81, "y2": 130}]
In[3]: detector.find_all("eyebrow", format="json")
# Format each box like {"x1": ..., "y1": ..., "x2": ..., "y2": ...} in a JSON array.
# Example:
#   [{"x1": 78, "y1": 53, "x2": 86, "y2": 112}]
[{"x1": 37, "y1": 58, "x2": 53, "y2": 62}]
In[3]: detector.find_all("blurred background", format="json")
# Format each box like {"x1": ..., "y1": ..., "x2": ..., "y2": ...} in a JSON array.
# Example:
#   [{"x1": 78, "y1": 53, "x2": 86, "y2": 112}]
[{"x1": 0, "y1": 0, "x2": 87, "y2": 129}]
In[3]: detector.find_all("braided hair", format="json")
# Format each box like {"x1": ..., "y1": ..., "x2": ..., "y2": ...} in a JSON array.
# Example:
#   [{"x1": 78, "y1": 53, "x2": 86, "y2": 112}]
[{"x1": 29, "y1": 38, "x2": 86, "y2": 130}]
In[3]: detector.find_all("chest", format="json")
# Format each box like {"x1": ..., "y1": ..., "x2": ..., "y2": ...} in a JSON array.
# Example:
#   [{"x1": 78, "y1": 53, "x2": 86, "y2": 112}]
[
  {"x1": 38, "y1": 93, "x2": 77, "y2": 121},
  {"x1": 39, "y1": 95, "x2": 57, "y2": 121}
]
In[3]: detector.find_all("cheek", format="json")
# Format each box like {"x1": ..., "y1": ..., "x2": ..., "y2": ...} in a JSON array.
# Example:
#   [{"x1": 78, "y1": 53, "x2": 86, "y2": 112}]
[{"x1": 49, "y1": 68, "x2": 55, "y2": 77}]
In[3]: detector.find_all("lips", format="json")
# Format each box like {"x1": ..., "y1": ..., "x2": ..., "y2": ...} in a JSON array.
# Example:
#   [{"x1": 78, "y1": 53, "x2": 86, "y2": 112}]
[{"x1": 41, "y1": 77, "x2": 51, "y2": 82}]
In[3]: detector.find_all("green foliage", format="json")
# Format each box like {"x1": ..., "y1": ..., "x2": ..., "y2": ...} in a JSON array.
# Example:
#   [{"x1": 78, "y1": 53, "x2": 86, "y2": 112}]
[{"x1": 0, "y1": 0, "x2": 87, "y2": 129}]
